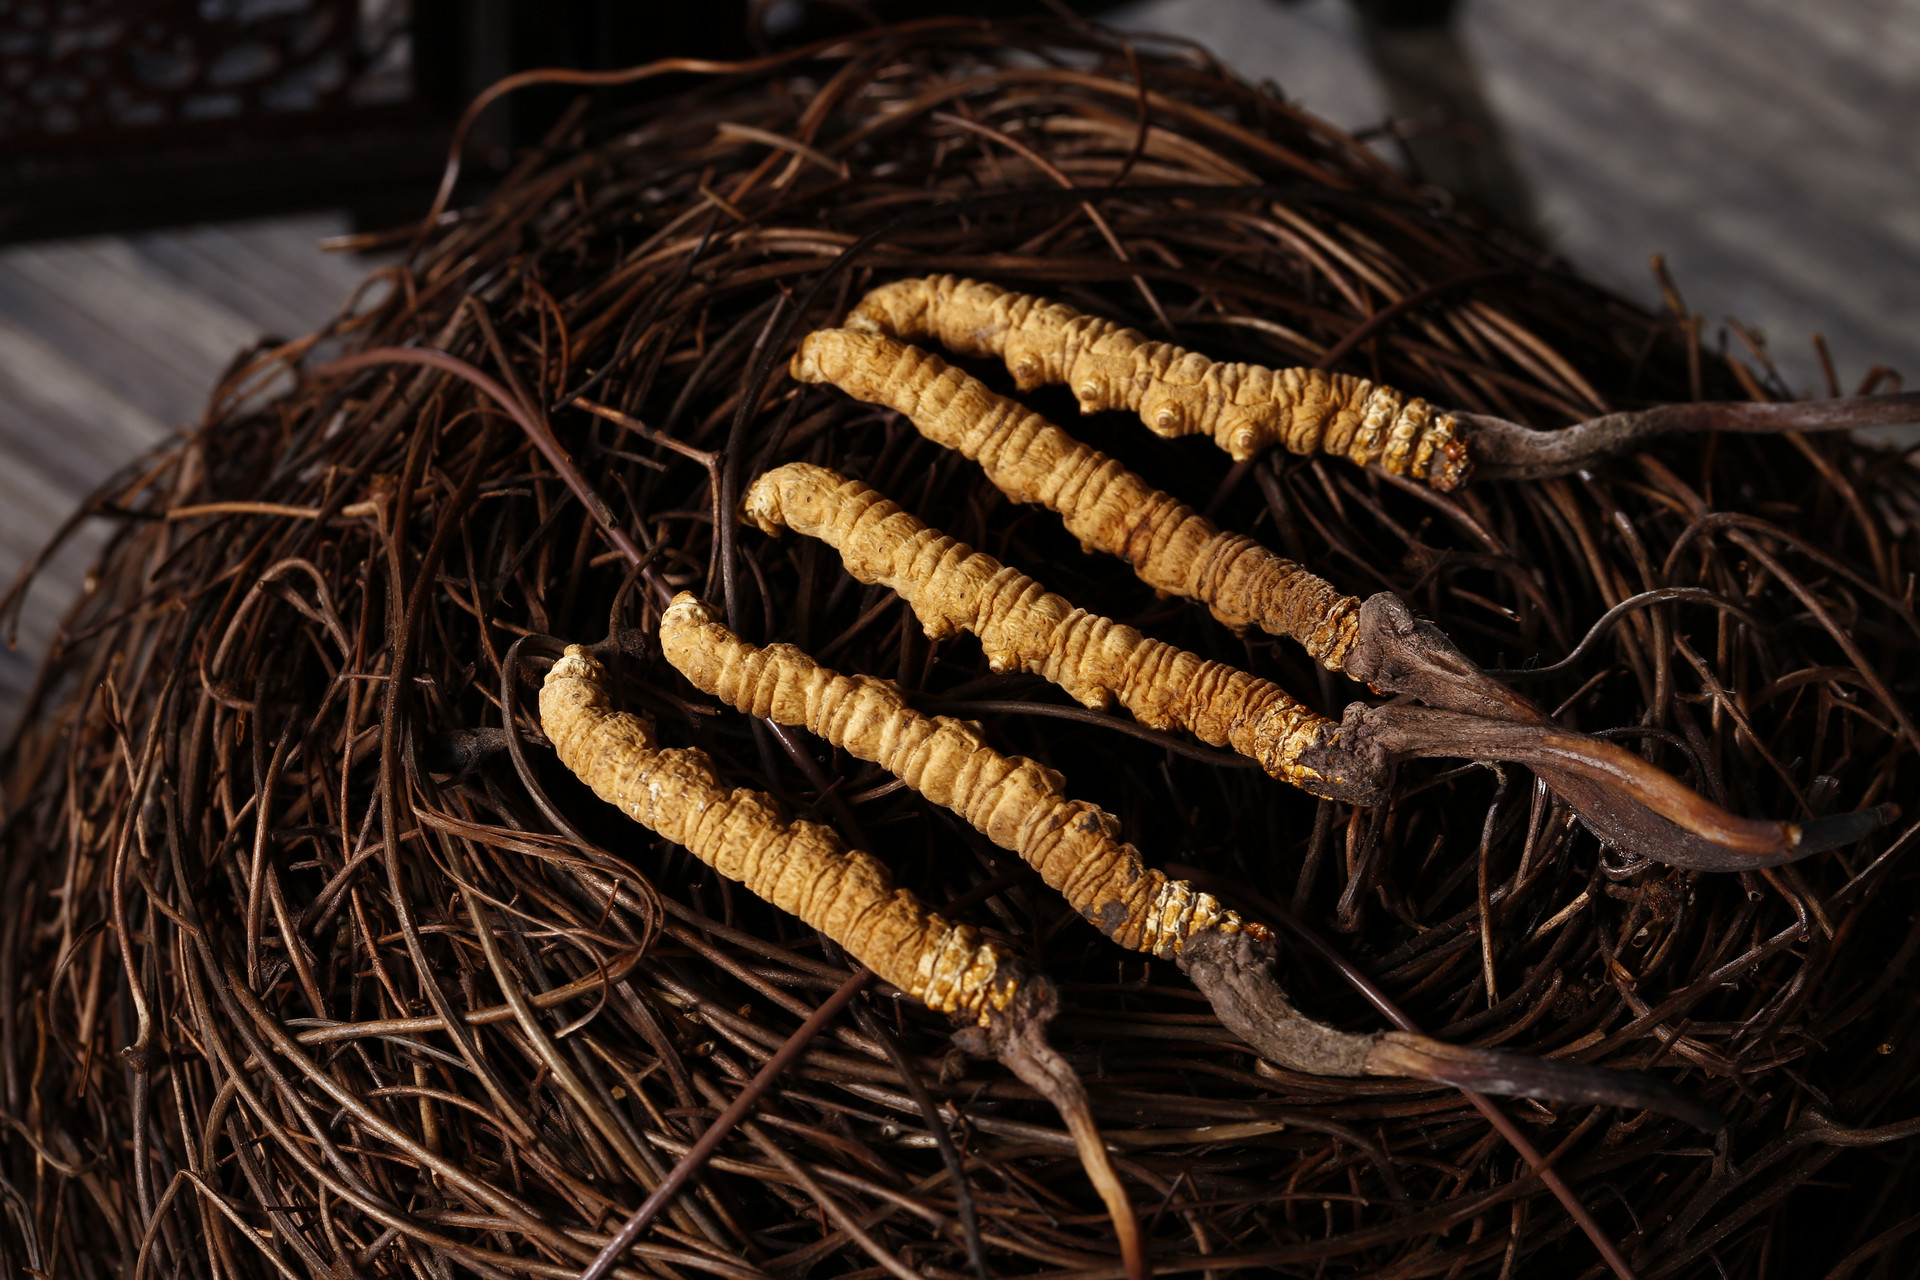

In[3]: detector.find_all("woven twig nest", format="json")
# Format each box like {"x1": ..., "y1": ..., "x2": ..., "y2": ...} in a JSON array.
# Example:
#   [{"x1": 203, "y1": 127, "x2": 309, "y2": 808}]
[{"x1": 3, "y1": 18, "x2": 1916, "y2": 1280}]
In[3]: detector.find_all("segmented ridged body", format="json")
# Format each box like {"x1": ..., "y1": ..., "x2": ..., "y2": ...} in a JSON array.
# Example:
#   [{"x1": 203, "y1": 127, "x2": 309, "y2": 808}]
[
  {"x1": 540, "y1": 646, "x2": 1014, "y2": 1020},
  {"x1": 743, "y1": 463, "x2": 1377, "y2": 801},
  {"x1": 792, "y1": 328, "x2": 1362, "y2": 669},
  {"x1": 846, "y1": 273, "x2": 1469, "y2": 487},
  {"x1": 660, "y1": 594, "x2": 1243, "y2": 956}
]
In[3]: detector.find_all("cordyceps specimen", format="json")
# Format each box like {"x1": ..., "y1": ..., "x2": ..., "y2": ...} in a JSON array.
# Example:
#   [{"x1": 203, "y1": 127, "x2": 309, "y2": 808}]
[
  {"x1": 540, "y1": 644, "x2": 1150, "y2": 1278},
  {"x1": 848, "y1": 273, "x2": 1469, "y2": 484},
  {"x1": 847, "y1": 274, "x2": 1920, "y2": 487},
  {"x1": 790, "y1": 328, "x2": 1898, "y2": 871},
  {"x1": 749, "y1": 445, "x2": 1889, "y2": 872},
  {"x1": 743, "y1": 462, "x2": 1389, "y2": 803},
  {"x1": 15, "y1": 17, "x2": 1920, "y2": 1280},
  {"x1": 659, "y1": 592, "x2": 1723, "y2": 1131}
]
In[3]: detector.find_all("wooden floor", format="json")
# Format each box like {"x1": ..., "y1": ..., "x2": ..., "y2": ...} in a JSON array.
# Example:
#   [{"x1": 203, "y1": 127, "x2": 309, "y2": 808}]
[
  {"x1": 3, "y1": 1, "x2": 1917, "y2": 740},
  {"x1": 0, "y1": 215, "x2": 378, "y2": 738},
  {"x1": 1117, "y1": 0, "x2": 1920, "y2": 396}
]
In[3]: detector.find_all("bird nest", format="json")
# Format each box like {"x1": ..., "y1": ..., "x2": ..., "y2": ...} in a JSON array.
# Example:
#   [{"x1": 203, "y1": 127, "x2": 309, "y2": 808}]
[{"x1": 3, "y1": 17, "x2": 1917, "y2": 1280}]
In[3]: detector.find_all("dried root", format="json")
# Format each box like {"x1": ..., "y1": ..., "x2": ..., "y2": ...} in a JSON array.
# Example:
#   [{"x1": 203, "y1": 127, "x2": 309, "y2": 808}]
[
  {"x1": 792, "y1": 327, "x2": 1361, "y2": 669},
  {"x1": 659, "y1": 596, "x2": 1723, "y2": 1131},
  {"x1": 846, "y1": 273, "x2": 1470, "y2": 485},
  {"x1": 741, "y1": 462, "x2": 1388, "y2": 803},
  {"x1": 541, "y1": 644, "x2": 1148, "y2": 1276}
]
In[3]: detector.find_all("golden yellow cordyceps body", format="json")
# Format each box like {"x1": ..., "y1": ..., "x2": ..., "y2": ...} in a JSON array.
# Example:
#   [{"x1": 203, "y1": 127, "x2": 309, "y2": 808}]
[
  {"x1": 661, "y1": 593, "x2": 1247, "y2": 957},
  {"x1": 742, "y1": 463, "x2": 1382, "y2": 804},
  {"x1": 539, "y1": 645, "x2": 1015, "y2": 1021},
  {"x1": 792, "y1": 327, "x2": 1362, "y2": 670},
  {"x1": 649, "y1": 596, "x2": 1726, "y2": 1135},
  {"x1": 845, "y1": 274, "x2": 1470, "y2": 487}
]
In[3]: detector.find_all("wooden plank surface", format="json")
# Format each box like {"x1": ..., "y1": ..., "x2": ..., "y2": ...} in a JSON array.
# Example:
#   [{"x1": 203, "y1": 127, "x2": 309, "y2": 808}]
[
  {"x1": 1115, "y1": 0, "x2": 1920, "y2": 396},
  {"x1": 0, "y1": 213, "x2": 376, "y2": 740}
]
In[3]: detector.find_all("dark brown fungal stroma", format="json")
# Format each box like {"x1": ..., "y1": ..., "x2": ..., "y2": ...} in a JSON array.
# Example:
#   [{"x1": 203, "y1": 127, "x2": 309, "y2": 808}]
[{"x1": 1, "y1": 16, "x2": 1917, "y2": 1280}]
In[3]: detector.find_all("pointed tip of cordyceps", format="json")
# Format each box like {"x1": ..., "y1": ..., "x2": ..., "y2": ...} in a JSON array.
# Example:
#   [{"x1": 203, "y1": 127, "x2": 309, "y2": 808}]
[
  {"x1": 1537, "y1": 764, "x2": 1896, "y2": 872},
  {"x1": 1353, "y1": 698, "x2": 1896, "y2": 871},
  {"x1": 1792, "y1": 803, "x2": 1902, "y2": 856},
  {"x1": 1370, "y1": 1032, "x2": 1725, "y2": 1133}
]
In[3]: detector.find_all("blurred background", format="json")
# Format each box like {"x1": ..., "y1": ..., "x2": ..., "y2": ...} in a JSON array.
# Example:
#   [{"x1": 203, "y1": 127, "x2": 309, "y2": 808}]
[{"x1": 1, "y1": 0, "x2": 1916, "y2": 736}]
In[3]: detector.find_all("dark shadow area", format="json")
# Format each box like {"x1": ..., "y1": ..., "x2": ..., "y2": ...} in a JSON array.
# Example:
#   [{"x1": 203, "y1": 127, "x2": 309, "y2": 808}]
[
  {"x1": 0, "y1": 1, "x2": 760, "y2": 244},
  {"x1": 2, "y1": 0, "x2": 1541, "y2": 244},
  {"x1": 1349, "y1": 0, "x2": 1538, "y2": 234}
]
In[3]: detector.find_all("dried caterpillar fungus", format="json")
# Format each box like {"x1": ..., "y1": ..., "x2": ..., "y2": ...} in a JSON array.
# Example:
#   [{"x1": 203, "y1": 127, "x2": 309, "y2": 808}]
[
  {"x1": 658, "y1": 598, "x2": 1724, "y2": 1130},
  {"x1": 660, "y1": 591, "x2": 1242, "y2": 957},
  {"x1": 789, "y1": 332, "x2": 1898, "y2": 871},
  {"x1": 792, "y1": 326, "x2": 1361, "y2": 669},
  {"x1": 741, "y1": 462, "x2": 1388, "y2": 804},
  {"x1": 540, "y1": 645, "x2": 1013, "y2": 1021},
  {"x1": 845, "y1": 273, "x2": 1470, "y2": 486},
  {"x1": 540, "y1": 644, "x2": 1149, "y2": 1276}
]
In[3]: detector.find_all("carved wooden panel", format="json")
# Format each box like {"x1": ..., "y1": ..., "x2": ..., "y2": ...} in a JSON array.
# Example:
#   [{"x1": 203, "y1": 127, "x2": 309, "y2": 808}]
[{"x1": 0, "y1": 0, "x2": 418, "y2": 153}]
